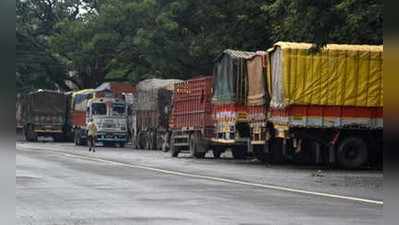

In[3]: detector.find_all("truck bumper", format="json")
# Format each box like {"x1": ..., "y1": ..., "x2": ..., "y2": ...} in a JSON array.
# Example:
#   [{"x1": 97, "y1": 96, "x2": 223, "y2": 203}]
[
  {"x1": 97, "y1": 132, "x2": 128, "y2": 143},
  {"x1": 35, "y1": 129, "x2": 63, "y2": 133},
  {"x1": 251, "y1": 140, "x2": 265, "y2": 145},
  {"x1": 210, "y1": 138, "x2": 251, "y2": 146}
]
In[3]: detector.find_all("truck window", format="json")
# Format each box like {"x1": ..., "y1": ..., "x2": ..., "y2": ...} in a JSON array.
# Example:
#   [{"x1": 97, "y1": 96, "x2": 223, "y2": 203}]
[
  {"x1": 92, "y1": 103, "x2": 106, "y2": 115},
  {"x1": 112, "y1": 103, "x2": 126, "y2": 116}
]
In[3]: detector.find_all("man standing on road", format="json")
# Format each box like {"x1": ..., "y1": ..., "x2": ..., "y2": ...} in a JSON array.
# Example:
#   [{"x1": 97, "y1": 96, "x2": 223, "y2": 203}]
[{"x1": 87, "y1": 119, "x2": 97, "y2": 152}]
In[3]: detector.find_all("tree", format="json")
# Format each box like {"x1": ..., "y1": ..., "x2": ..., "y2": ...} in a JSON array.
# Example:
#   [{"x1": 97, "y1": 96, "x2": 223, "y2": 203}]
[
  {"x1": 16, "y1": 0, "x2": 92, "y2": 92},
  {"x1": 262, "y1": 0, "x2": 383, "y2": 46},
  {"x1": 51, "y1": 0, "x2": 273, "y2": 84},
  {"x1": 17, "y1": 0, "x2": 383, "y2": 92}
]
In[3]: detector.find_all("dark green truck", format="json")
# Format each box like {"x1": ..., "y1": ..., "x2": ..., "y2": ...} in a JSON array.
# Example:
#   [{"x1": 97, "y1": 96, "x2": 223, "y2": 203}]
[{"x1": 19, "y1": 90, "x2": 68, "y2": 142}]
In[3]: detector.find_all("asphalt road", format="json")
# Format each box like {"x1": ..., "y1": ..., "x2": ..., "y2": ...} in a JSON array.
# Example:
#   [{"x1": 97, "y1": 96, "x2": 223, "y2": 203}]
[{"x1": 16, "y1": 142, "x2": 383, "y2": 225}]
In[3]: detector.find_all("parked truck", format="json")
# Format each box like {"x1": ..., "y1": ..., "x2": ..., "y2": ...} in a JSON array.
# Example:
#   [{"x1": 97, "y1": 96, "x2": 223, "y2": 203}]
[
  {"x1": 18, "y1": 90, "x2": 68, "y2": 142},
  {"x1": 71, "y1": 88, "x2": 129, "y2": 147},
  {"x1": 243, "y1": 51, "x2": 271, "y2": 162},
  {"x1": 211, "y1": 50, "x2": 268, "y2": 159},
  {"x1": 168, "y1": 76, "x2": 214, "y2": 158},
  {"x1": 134, "y1": 79, "x2": 182, "y2": 150},
  {"x1": 256, "y1": 42, "x2": 383, "y2": 168},
  {"x1": 96, "y1": 82, "x2": 136, "y2": 143}
]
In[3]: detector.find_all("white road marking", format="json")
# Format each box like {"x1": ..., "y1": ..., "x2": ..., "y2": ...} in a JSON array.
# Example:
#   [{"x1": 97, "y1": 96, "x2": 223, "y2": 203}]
[{"x1": 18, "y1": 146, "x2": 383, "y2": 206}]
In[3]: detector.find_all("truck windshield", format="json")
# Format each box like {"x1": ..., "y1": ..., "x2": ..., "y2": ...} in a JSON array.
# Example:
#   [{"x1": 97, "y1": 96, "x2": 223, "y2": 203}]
[
  {"x1": 92, "y1": 103, "x2": 107, "y2": 115},
  {"x1": 112, "y1": 103, "x2": 126, "y2": 116}
]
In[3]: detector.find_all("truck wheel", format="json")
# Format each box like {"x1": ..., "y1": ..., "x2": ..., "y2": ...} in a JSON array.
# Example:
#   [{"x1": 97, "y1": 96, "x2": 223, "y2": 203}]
[
  {"x1": 138, "y1": 132, "x2": 145, "y2": 149},
  {"x1": 212, "y1": 147, "x2": 223, "y2": 159},
  {"x1": 162, "y1": 132, "x2": 171, "y2": 152},
  {"x1": 156, "y1": 134, "x2": 164, "y2": 151},
  {"x1": 190, "y1": 132, "x2": 206, "y2": 159},
  {"x1": 23, "y1": 126, "x2": 29, "y2": 141},
  {"x1": 270, "y1": 138, "x2": 285, "y2": 164},
  {"x1": 53, "y1": 134, "x2": 64, "y2": 142},
  {"x1": 25, "y1": 125, "x2": 37, "y2": 142},
  {"x1": 146, "y1": 135, "x2": 154, "y2": 150},
  {"x1": 337, "y1": 136, "x2": 368, "y2": 169},
  {"x1": 74, "y1": 129, "x2": 81, "y2": 145},
  {"x1": 231, "y1": 146, "x2": 247, "y2": 160},
  {"x1": 147, "y1": 131, "x2": 154, "y2": 150},
  {"x1": 171, "y1": 150, "x2": 179, "y2": 157},
  {"x1": 74, "y1": 132, "x2": 78, "y2": 145},
  {"x1": 144, "y1": 138, "x2": 149, "y2": 150},
  {"x1": 253, "y1": 145, "x2": 268, "y2": 162},
  {"x1": 161, "y1": 140, "x2": 169, "y2": 152}
]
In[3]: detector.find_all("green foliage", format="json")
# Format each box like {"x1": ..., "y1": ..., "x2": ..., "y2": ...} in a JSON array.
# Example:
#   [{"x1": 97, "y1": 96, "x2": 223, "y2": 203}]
[
  {"x1": 17, "y1": 0, "x2": 383, "y2": 92},
  {"x1": 262, "y1": 0, "x2": 383, "y2": 46},
  {"x1": 16, "y1": 0, "x2": 88, "y2": 92}
]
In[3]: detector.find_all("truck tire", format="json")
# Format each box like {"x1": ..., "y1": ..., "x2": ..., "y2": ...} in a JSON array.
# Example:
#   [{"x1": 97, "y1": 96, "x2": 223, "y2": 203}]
[
  {"x1": 74, "y1": 129, "x2": 81, "y2": 145},
  {"x1": 270, "y1": 138, "x2": 285, "y2": 164},
  {"x1": 337, "y1": 136, "x2": 368, "y2": 169},
  {"x1": 212, "y1": 147, "x2": 223, "y2": 159},
  {"x1": 161, "y1": 141, "x2": 169, "y2": 152},
  {"x1": 24, "y1": 124, "x2": 37, "y2": 142},
  {"x1": 156, "y1": 133, "x2": 164, "y2": 151},
  {"x1": 253, "y1": 144, "x2": 268, "y2": 162},
  {"x1": 231, "y1": 146, "x2": 247, "y2": 160},
  {"x1": 138, "y1": 132, "x2": 146, "y2": 149},
  {"x1": 145, "y1": 136, "x2": 151, "y2": 150},
  {"x1": 189, "y1": 132, "x2": 206, "y2": 159},
  {"x1": 147, "y1": 131, "x2": 155, "y2": 150},
  {"x1": 53, "y1": 134, "x2": 64, "y2": 142},
  {"x1": 170, "y1": 133, "x2": 179, "y2": 157}
]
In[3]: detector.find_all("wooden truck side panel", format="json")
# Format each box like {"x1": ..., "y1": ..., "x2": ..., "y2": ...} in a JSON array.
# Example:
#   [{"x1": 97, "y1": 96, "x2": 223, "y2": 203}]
[{"x1": 170, "y1": 76, "x2": 214, "y2": 138}]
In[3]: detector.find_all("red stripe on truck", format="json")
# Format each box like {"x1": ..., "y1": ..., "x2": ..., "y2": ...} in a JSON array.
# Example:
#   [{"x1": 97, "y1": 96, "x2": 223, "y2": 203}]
[{"x1": 271, "y1": 105, "x2": 383, "y2": 118}]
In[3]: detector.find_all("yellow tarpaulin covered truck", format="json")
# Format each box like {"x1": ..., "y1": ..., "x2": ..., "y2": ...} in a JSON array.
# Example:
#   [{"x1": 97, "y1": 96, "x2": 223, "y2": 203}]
[{"x1": 262, "y1": 42, "x2": 383, "y2": 168}]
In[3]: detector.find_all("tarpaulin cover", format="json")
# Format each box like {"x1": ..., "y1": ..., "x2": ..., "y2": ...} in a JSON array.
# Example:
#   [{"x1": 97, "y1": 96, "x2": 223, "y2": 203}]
[
  {"x1": 267, "y1": 42, "x2": 383, "y2": 108},
  {"x1": 95, "y1": 82, "x2": 135, "y2": 94},
  {"x1": 19, "y1": 90, "x2": 67, "y2": 125},
  {"x1": 247, "y1": 51, "x2": 269, "y2": 106},
  {"x1": 135, "y1": 79, "x2": 182, "y2": 111},
  {"x1": 29, "y1": 90, "x2": 66, "y2": 114},
  {"x1": 135, "y1": 79, "x2": 180, "y2": 130},
  {"x1": 212, "y1": 50, "x2": 256, "y2": 104}
]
